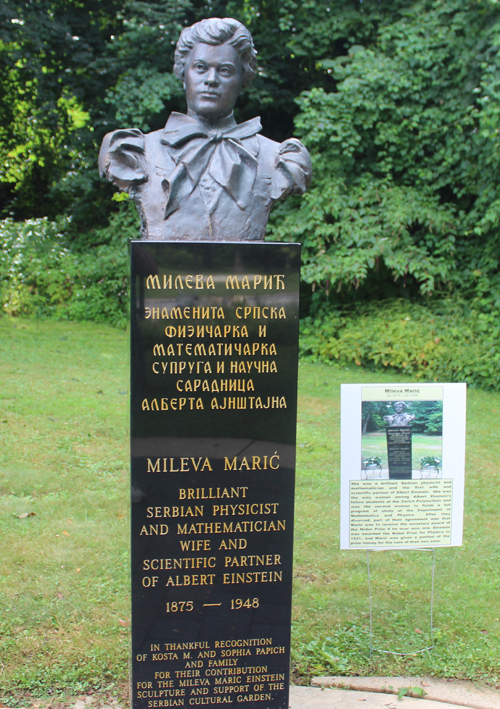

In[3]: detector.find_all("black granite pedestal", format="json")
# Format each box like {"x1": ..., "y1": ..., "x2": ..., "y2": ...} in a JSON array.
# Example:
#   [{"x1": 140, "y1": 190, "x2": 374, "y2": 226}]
[
  {"x1": 130, "y1": 242, "x2": 300, "y2": 709},
  {"x1": 386, "y1": 426, "x2": 412, "y2": 479}
]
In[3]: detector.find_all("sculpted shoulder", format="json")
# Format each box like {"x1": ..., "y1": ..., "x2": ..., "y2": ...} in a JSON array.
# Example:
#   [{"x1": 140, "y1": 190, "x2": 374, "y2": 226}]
[
  {"x1": 98, "y1": 127, "x2": 148, "y2": 189},
  {"x1": 254, "y1": 134, "x2": 312, "y2": 201},
  {"x1": 143, "y1": 126, "x2": 169, "y2": 150}
]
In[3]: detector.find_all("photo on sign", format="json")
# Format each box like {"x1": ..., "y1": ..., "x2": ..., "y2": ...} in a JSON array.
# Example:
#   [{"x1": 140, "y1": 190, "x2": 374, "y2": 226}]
[{"x1": 361, "y1": 399, "x2": 443, "y2": 480}]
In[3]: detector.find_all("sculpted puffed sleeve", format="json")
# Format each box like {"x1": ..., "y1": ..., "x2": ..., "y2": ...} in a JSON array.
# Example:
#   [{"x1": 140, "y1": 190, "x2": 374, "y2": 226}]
[
  {"x1": 272, "y1": 138, "x2": 312, "y2": 200},
  {"x1": 98, "y1": 129, "x2": 148, "y2": 191}
]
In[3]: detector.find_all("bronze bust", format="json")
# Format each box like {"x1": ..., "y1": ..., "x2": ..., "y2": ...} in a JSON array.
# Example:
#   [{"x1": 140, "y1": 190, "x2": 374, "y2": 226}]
[
  {"x1": 98, "y1": 18, "x2": 312, "y2": 241},
  {"x1": 384, "y1": 401, "x2": 416, "y2": 427}
]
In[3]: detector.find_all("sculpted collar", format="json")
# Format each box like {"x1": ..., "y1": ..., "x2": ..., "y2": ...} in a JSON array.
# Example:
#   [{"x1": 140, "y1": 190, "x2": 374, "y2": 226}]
[{"x1": 160, "y1": 112, "x2": 262, "y2": 216}]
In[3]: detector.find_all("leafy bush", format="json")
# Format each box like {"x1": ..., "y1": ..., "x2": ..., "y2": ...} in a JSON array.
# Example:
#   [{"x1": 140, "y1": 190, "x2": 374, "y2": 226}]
[
  {"x1": 0, "y1": 202, "x2": 138, "y2": 327},
  {"x1": 2, "y1": 207, "x2": 499, "y2": 393},
  {"x1": 300, "y1": 298, "x2": 500, "y2": 391},
  {"x1": 268, "y1": 1, "x2": 500, "y2": 314},
  {"x1": 420, "y1": 456, "x2": 442, "y2": 468}
]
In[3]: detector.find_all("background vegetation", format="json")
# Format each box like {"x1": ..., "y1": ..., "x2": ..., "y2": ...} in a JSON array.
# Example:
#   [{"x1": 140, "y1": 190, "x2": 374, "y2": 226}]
[
  {"x1": 1, "y1": 0, "x2": 500, "y2": 389},
  {"x1": 1, "y1": 320, "x2": 499, "y2": 704},
  {"x1": 362, "y1": 400, "x2": 443, "y2": 434}
]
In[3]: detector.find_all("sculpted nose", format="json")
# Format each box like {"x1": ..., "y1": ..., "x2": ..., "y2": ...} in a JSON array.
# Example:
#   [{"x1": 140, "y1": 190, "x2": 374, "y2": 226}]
[{"x1": 205, "y1": 68, "x2": 219, "y2": 86}]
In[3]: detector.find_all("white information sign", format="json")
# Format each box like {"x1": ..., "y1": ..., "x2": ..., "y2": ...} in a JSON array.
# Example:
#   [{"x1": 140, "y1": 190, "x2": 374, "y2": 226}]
[{"x1": 340, "y1": 383, "x2": 466, "y2": 550}]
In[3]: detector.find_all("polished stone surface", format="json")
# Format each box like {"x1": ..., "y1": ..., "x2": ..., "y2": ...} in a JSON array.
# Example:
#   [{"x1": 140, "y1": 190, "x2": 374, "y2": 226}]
[
  {"x1": 386, "y1": 426, "x2": 412, "y2": 479},
  {"x1": 130, "y1": 241, "x2": 300, "y2": 709}
]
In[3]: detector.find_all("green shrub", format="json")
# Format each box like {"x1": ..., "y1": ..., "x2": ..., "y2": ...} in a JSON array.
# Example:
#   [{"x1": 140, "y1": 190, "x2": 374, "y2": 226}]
[
  {"x1": 300, "y1": 299, "x2": 500, "y2": 391},
  {"x1": 268, "y1": 2, "x2": 500, "y2": 316},
  {"x1": 0, "y1": 203, "x2": 137, "y2": 327},
  {"x1": 2, "y1": 209, "x2": 499, "y2": 393}
]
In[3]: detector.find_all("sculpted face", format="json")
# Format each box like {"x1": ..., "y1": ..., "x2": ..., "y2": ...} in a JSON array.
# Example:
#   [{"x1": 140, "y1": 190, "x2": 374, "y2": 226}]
[
  {"x1": 394, "y1": 402, "x2": 404, "y2": 413},
  {"x1": 184, "y1": 42, "x2": 243, "y2": 120}
]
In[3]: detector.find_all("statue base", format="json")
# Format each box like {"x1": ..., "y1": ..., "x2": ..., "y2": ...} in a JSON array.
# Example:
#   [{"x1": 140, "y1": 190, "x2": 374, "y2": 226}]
[
  {"x1": 386, "y1": 426, "x2": 412, "y2": 479},
  {"x1": 130, "y1": 241, "x2": 300, "y2": 709}
]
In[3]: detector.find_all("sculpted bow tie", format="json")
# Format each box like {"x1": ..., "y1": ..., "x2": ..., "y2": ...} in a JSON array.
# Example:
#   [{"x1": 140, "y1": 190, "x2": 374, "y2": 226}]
[{"x1": 160, "y1": 114, "x2": 262, "y2": 217}]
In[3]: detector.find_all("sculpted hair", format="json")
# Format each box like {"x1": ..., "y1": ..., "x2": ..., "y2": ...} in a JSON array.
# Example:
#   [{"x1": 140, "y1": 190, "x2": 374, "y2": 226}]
[{"x1": 174, "y1": 18, "x2": 257, "y2": 89}]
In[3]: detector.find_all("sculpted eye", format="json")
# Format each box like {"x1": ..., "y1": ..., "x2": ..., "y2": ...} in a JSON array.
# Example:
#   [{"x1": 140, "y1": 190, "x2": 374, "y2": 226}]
[{"x1": 193, "y1": 62, "x2": 207, "y2": 72}]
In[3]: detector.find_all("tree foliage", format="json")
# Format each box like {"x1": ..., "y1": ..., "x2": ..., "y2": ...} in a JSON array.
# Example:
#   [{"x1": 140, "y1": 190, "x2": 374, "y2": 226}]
[
  {"x1": 1, "y1": 0, "x2": 500, "y2": 385},
  {"x1": 0, "y1": 0, "x2": 429, "y2": 223},
  {"x1": 0, "y1": 0, "x2": 190, "y2": 224},
  {"x1": 362, "y1": 400, "x2": 443, "y2": 435},
  {"x1": 269, "y1": 0, "x2": 500, "y2": 312}
]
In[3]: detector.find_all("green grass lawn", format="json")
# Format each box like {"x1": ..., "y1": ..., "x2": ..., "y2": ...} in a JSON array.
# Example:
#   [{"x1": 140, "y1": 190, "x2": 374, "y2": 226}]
[{"x1": 1, "y1": 317, "x2": 500, "y2": 704}]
